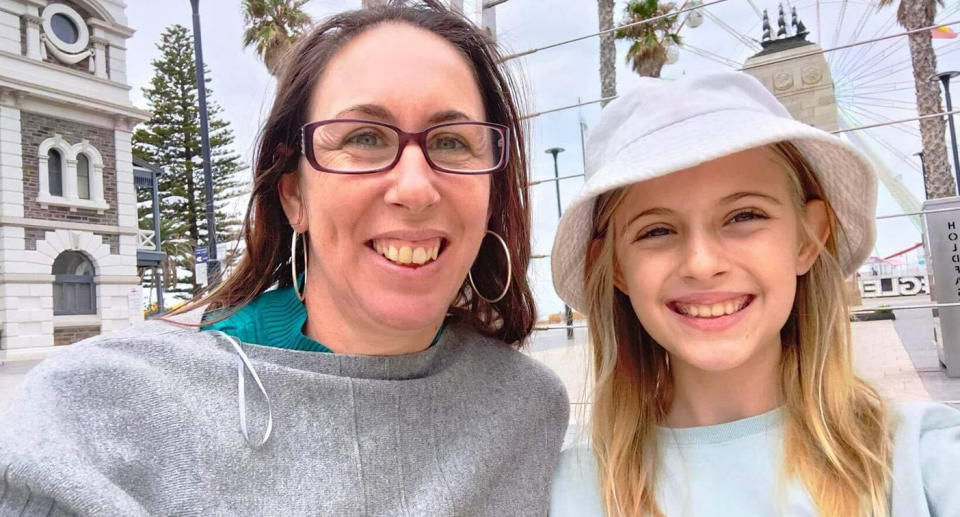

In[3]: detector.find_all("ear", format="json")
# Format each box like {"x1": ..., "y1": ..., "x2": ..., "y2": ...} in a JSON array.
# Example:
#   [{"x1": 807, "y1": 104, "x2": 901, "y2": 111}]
[
  {"x1": 796, "y1": 199, "x2": 830, "y2": 275},
  {"x1": 278, "y1": 171, "x2": 307, "y2": 231}
]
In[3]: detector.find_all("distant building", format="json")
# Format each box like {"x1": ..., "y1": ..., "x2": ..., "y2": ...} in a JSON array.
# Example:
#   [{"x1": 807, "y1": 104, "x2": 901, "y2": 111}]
[{"x1": 0, "y1": 0, "x2": 150, "y2": 350}]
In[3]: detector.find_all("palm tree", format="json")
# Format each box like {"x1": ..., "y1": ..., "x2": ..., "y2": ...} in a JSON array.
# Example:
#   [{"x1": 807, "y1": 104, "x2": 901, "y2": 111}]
[
  {"x1": 241, "y1": 0, "x2": 313, "y2": 76},
  {"x1": 598, "y1": 0, "x2": 617, "y2": 107},
  {"x1": 878, "y1": 0, "x2": 955, "y2": 198},
  {"x1": 615, "y1": 0, "x2": 681, "y2": 78}
]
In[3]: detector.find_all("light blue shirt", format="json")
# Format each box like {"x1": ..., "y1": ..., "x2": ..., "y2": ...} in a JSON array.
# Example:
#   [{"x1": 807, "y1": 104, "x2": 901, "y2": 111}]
[{"x1": 551, "y1": 401, "x2": 960, "y2": 516}]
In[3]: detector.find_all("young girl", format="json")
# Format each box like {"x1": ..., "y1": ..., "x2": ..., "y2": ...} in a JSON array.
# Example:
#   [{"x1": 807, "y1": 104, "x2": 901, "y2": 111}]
[{"x1": 549, "y1": 72, "x2": 960, "y2": 516}]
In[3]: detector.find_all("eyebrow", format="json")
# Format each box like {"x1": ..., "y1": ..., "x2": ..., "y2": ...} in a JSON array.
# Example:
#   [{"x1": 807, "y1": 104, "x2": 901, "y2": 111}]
[
  {"x1": 334, "y1": 104, "x2": 473, "y2": 125},
  {"x1": 721, "y1": 191, "x2": 783, "y2": 205},
  {"x1": 625, "y1": 207, "x2": 673, "y2": 230},
  {"x1": 623, "y1": 191, "x2": 782, "y2": 229}
]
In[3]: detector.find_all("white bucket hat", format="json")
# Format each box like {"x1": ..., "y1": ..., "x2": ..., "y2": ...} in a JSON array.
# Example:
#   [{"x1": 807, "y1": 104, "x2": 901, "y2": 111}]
[{"x1": 551, "y1": 71, "x2": 878, "y2": 313}]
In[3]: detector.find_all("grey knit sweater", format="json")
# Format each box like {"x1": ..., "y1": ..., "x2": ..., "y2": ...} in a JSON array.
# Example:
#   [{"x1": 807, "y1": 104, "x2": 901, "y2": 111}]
[{"x1": 0, "y1": 309, "x2": 569, "y2": 516}]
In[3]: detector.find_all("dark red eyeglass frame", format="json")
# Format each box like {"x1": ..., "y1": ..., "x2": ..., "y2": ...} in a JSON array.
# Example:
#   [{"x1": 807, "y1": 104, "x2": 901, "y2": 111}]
[{"x1": 300, "y1": 119, "x2": 510, "y2": 175}]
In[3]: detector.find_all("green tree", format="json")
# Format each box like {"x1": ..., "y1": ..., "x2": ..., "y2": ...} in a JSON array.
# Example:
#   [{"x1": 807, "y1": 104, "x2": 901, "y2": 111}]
[
  {"x1": 133, "y1": 24, "x2": 244, "y2": 294},
  {"x1": 877, "y1": 0, "x2": 954, "y2": 199},
  {"x1": 242, "y1": 0, "x2": 313, "y2": 76},
  {"x1": 616, "y1": 0, "x2": 681, "y2": 78}
]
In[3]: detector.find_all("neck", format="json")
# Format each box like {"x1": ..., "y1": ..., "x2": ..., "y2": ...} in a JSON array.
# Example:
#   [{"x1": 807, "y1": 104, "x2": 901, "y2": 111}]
[
  {"x1": 665, "y1": 338, "x2": 782, "y2": 428},
  {"x1": 300, "y1": 276, "x2": 443, "y2": 356}
]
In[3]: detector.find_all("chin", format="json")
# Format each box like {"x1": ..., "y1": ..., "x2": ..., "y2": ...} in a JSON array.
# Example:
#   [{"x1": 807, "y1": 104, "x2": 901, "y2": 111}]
[
  {"x1": 669, "y1": 341, "x2": 758, "y2": 373},
  {"x1": 361, "y1": 292, "x2": 453, "y2": 331}
]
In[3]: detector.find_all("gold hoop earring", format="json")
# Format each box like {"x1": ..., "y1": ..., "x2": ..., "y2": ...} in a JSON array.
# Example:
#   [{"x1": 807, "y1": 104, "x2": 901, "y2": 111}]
[
  {"x1": 291, "y1": 230, "x2": 307, "y2": 302},
  {"x1": 468, "y1": 230, "x2": 511, "y2": 304}
]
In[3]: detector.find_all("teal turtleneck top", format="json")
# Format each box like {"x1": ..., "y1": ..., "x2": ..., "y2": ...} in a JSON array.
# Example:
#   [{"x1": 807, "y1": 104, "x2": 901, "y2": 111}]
[
  {"x1": 202, "y1": 285, "x2": 332, "y2": 352},
  {"x1": 201, "y1": 285, "x2": 444, "y2": 352}
]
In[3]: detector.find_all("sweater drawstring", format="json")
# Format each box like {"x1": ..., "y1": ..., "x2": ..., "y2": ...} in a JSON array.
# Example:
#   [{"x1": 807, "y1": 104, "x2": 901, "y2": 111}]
[{"x1": 206, "y1": 330, "x2": 274, "y2": 448}]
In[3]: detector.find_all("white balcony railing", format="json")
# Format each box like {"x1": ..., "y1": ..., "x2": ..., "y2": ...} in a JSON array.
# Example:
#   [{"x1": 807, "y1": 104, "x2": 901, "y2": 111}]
[{"x1": 138, "y1": 229, "x2": 156, "y2": 250}]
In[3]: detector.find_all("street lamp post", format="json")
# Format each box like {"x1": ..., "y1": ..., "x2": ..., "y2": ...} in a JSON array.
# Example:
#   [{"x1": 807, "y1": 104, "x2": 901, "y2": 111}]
[
  {"x1": 189, "y1": 0, "x2": 220, "y2": 287},
  {"x1": 915, "y1": 151, "x2": 930, "y2": 198},
  {"x1": 935, "y1": 71, "x2": 960, "y2": 189},
  {"x1": 546, "y1": 147, "x2": 574, "y2": 339}
]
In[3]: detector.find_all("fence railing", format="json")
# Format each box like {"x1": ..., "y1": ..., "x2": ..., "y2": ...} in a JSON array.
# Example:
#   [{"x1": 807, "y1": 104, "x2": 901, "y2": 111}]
[{"x1": 137, "y1": 229, "x2": 156, "y2": 250}]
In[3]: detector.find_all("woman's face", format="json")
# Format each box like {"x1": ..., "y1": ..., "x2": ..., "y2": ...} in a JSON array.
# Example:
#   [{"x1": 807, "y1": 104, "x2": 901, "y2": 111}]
[
  {"x1": 280, "y1": 23, "x2": 491, "y2": 333},
  {"x1": 611, "y1": 147, "x2": 827, "y2": 375}
]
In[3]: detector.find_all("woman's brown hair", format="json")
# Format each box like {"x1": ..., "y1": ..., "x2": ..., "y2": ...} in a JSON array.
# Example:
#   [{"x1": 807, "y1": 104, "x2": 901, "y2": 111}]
[{"x1": 166, "y1": 0, "x2": 536, "y2": 345}]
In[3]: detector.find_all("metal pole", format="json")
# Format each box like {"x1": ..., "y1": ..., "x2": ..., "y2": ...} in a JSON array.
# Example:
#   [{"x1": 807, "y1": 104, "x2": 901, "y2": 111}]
[
  {"x1": 189, "y1": 0, "x2": 220, "y2": 287},
  {"x1": 546, "y1": 147, "x2": 573, "y2": 339},
  {"x1": 151, "y1": 168, "x2": 164, "y2": 312},
  {"x1": 915, "y1": 151, "x2": 930, "y2": 198},
  {"x1": 936, "y1": 71, "x2": 960, "y2": 188}
]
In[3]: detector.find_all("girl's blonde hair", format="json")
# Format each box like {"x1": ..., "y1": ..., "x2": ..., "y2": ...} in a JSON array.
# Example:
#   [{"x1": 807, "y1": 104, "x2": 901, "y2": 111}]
[{"x1": 585, "y1": 142, "x2": 893, "y2": 516}]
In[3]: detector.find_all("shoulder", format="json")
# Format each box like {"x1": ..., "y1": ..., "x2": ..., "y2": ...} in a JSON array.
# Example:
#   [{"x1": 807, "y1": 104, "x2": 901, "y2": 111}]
[
  {"x1": 445, "y1": 322, "x2": 570, "y2": 409},
  {"x1": 890, "y1": 401, "x2": 960, "y2": 515},
  {"x1": 3, "y1": 320, "x2": 227, "y2": 419},
  {"x1": 0, "y1": 321, "x2": 226, "y2": 515},
  {"x1": 550, "y1": 444, "x2": 605, "y2": 517},
  {"x1": 893, "y1": 400, "x2": 960, "y2": 457},
  {"x1": 894, "y1": 399, "x2": 960, "y2": 431}
]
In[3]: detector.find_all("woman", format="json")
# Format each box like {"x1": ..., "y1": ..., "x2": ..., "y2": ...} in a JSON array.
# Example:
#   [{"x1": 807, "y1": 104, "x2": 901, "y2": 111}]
[
  {"x1": 549, "y1": 73, "x2": 959, "y2": 516},
  {"x1": 0, "y1": 3, "x2": 568, "y2": 515}
]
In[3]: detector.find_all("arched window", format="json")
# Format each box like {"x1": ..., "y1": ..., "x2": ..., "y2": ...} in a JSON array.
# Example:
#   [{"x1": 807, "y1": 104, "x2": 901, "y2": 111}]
[
  {"x1": 53, "y1": 251, "x2": 96, "y2": 315},
  {"x1": 48, "y1": 149, "x2": 63, "y2": 197},
  {"x1": 77, "y1": 153, "x2": 90, "y2": 200}
]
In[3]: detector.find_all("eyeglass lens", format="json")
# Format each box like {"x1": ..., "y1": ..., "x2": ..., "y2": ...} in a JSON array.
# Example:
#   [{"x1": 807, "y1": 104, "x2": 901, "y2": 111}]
[{"x1": 309, "y1": 121, "x2": 503, "y2": 173}]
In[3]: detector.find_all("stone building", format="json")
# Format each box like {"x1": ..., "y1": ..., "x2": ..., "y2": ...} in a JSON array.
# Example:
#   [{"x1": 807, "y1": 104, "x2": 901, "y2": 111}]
[
  {"x1": 0, "y1": 0, "x2": 150, "y2": 350},
  {"x1": 742, "y1": 5, "x2": 838, "y2": 132}
]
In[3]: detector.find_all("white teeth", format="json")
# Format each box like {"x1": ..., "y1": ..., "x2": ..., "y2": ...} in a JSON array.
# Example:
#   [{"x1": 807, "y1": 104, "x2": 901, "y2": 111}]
[
  {"x1": 372, "y1": 239, "x2": 441, "y2": 266},
  {"x1": 412, "y1": 247, "x2": 427, "y2": 265},
  {"x1": 676, "y1": 297, "x2": 749, "y2": 318}
]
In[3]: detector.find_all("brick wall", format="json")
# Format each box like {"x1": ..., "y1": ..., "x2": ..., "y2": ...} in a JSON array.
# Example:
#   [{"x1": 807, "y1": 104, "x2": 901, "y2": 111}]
[
  {"x1": 20, "y1": 111, "x2": 118, "y2": 225},
  {"x1": 23, "y1": 227, "x2": 45, "y2": 250},
  {"x1": 54, "y1": 325, "x2": 100, "y2": 346},
  {"x1": 96, "y1": 232, "x2": 119, "y2": 254}
]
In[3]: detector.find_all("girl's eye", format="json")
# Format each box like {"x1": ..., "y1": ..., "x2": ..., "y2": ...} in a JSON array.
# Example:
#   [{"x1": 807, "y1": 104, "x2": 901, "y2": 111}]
[
  {"x1": 728, "y1": 210, "x2": 768, "y2": 224},
  {"x1": 636, "y1": 227, "x2": 673, "y2": 240}
]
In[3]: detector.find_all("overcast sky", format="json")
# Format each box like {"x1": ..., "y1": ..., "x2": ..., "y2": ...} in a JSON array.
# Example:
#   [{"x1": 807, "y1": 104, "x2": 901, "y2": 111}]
[{"x1": 124, "y1": 0, "x2": 960, "y2": 315}]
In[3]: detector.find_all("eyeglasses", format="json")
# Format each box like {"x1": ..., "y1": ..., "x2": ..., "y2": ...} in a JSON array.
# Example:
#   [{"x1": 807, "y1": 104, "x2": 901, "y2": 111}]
[{"x1": 301, "y1": 119, "x2": 509, "y2": 175}]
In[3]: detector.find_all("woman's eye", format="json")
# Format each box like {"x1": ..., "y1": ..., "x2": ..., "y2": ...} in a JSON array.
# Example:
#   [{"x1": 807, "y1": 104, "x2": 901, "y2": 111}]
[
  {"x1": 728, "y1": 210, "x2": 768, "y2": 224},
  {"x1": 430, "y1": 135, "x2": 468, "y2": 151},
  {"x1": 344, "y1": 131, "x2": 383, "y2": 148}
]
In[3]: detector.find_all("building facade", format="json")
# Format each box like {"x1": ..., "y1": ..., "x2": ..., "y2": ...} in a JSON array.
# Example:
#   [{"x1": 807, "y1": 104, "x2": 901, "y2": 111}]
[{"x1": 0, "y1": 0, "x2": 149, "y2": 350}]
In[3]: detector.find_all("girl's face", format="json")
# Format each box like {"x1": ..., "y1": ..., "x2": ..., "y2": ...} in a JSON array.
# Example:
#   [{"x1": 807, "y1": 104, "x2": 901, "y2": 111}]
[
  {"x1": 612, "y1": 147, "x2": 828, "y2": 375},
  {"x1": 279, "y1": 23, "x2": 491, "y2": 333}
]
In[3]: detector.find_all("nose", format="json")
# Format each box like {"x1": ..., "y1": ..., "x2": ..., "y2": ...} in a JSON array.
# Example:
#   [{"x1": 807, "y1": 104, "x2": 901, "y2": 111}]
[
  {"x1": 384, "y1": 140, "x2": 441, "y2": 213},
  {"x1": 677, "y1": 229, "x2": 730, "y2": 282}
]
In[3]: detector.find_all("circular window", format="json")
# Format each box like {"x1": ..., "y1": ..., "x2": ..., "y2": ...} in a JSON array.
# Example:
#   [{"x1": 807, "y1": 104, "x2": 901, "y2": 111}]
[
  {"x1": 41, "y1": 4, "x2": 89, "y2": 54},
  {"x1": 50, "y1": 13, "x2": 79, "y2": 44}
]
